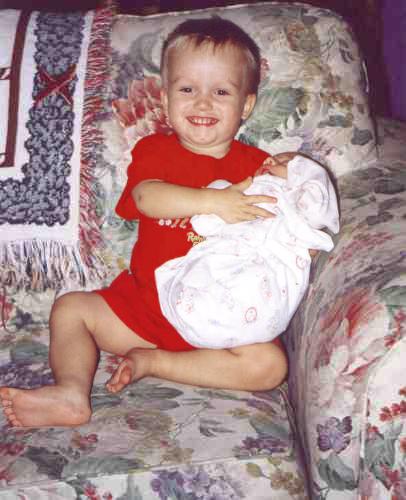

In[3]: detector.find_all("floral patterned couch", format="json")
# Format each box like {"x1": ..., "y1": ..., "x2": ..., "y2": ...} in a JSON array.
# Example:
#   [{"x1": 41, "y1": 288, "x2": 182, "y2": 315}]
[{"x1": 0, "y1": 2, "x2": 405, "y2": 499}]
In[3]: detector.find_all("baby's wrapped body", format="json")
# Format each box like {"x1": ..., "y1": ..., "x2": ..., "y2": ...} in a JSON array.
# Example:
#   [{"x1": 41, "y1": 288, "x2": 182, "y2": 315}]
[{"x1": 155, "y1": 155, "x2": 339, "y2": 349}]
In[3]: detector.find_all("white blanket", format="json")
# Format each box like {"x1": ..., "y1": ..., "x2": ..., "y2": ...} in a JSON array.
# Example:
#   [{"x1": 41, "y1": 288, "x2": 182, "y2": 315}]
[{"x1": 155, "y1": 155, "x2": 339, "y2": 348}]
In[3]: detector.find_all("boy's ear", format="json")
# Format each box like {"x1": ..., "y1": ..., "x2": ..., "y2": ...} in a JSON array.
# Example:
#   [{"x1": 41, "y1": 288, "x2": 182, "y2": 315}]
[
  {"x1": 242, "y1": 93, "x2": 256, "y2": 120},
  {"x1": 160, "y1": 88, "x2": 168, "y2": 114}
]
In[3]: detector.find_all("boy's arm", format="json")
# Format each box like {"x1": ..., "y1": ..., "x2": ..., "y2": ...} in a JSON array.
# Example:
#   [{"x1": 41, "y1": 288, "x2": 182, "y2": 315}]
[
  {"x1": 131, "y1": 152, "x2": 303, "y2": 223},
  {"x1": 132, "y1": 178, "x2": 277, "y2": 224}
]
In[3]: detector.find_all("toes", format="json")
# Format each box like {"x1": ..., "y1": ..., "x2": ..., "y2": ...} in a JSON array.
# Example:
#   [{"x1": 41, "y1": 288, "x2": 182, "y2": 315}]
[
  {"x1": 105, "y1": 374, "x2": 120, "y2": 391},
  {"x1": 106, "y1": 381, "x2": 123, "y2": 394},
  {"x1": 105, "y1": 363, "x2": 133, "y2": 393},
  {"x1": 3, "y1": 407, "x2": 20, "y2": 427},
  {"x1": 0, "y1": 389, "x2": 14, "y2": 422},
  {"x1": 121, "y1": 365, "x2": 132, "y2": 385},
  {"x1": 9, "y1": 416, "x2": 22, "y2": 427},
  {"x1": 0, "y1": 387, "x2": 11, "y2": 405},
  {"x1": 1, "y1": 406, "x2": 21, "y2": 427},
  {"x1": 105, "y1": 377, "x2": 120, "y2": 393},
  {"x1": 4, "y1": 407, "x2": 14, "y2": 417}
]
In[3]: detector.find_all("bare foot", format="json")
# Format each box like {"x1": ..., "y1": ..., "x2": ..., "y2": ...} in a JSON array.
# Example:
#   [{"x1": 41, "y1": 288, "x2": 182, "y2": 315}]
[
  {"x1": 106, "y1": 348, "x2": 151, "y2": 393},
  {"x1": 0, "y1": 385, "x2": 91, "y2": 428}
]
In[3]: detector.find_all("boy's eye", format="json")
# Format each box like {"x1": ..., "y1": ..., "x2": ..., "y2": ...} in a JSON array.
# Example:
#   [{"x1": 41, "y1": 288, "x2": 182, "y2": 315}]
[
  {"x1": 180, "y1": 87, "x2": 192, "y2": 93},
  {"x1": 216, "y1": 89, "x2": 230, "y2": 96}
]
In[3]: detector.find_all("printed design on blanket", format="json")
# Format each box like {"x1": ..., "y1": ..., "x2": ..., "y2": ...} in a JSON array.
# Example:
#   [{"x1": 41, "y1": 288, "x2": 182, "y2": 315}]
[
  {"x1": 0, "y1": 7, "x2": 112, "y2": 291},
  {"x1": 0, "y1": 11, "x2": 30, "y2": 168},
  {"x1": 0, "y1": 12, "x2": 82, "y2": 226}
]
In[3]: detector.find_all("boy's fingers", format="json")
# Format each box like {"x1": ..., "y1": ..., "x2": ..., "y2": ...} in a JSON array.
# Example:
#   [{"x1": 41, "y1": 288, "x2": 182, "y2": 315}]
[
  {"x1": 248, "y1": 206, "x2": 276, "y2": 219},
  {"x1": 258, "y1": 208, "x2": 276, "y2": 218},
  {"x1": 245, "y1": 194, "x2": 277, "y2": 204}
]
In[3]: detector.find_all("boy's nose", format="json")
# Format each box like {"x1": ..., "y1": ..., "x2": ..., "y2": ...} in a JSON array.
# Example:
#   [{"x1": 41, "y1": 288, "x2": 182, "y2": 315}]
[{"x1": 195, "y1": 93, "x2": 213, "y2": 109}]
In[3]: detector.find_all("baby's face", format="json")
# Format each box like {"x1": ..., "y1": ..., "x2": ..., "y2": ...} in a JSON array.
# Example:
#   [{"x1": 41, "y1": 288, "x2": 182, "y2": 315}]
[{"x1": 161, "y1": 42, "x2": 256, "y2": 159}]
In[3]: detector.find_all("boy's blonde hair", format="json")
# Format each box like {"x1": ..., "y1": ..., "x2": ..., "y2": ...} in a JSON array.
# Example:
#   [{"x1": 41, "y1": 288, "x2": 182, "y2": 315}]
[{"x1": 161, "y1": 16, "x2": 261, "y2": 96}]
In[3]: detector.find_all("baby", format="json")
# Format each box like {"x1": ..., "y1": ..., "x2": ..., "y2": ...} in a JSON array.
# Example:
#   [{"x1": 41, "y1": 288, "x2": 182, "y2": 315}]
[{"x1": 156, "y1": 155, "x2": 339, "y2": 348}]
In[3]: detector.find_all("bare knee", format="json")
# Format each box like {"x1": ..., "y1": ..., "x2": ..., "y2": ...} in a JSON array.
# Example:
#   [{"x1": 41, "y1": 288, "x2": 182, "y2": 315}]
[
  {"x1": 50, "y1": 291, "x2": 97, "y2": 332},
  {"x1": 231, "y1": 342, "x2": 288, "y2": 391},
  {"x1": 51, "y1": 291, "x2": 90, "y2": 314}
]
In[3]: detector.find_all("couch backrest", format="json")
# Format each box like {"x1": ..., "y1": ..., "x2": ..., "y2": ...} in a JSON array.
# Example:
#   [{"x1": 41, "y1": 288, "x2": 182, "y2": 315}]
[{"x1": 99, "y1": 2, "x2": 377, "y2": 279}]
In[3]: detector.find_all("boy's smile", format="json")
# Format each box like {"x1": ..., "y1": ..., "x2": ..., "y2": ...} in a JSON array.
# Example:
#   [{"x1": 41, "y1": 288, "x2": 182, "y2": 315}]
[
  {"x1": 187, "y1": 116, "x2": 219, "y2": 126},
  {"x1": 161, "y1": 42, "x2": 256, "y2": 158}
]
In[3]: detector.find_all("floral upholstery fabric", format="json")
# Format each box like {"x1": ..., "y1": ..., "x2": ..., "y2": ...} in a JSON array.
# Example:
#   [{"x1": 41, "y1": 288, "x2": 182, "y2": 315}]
[
  {"x1": 108, "y1": 1, "x2": 377, "y2": 182},
  {"x1": 1, "y1": 116, "x2": 404, "y2": 499},
  {"x1": 1, "y1": 1, "x2": 405, "y2": 499},
  {"x1": 286, "y1": 117, "x2": 406, "y2": 499}
]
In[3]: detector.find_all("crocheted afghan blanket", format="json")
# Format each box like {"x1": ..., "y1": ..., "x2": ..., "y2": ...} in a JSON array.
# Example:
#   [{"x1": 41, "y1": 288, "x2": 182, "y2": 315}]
[{"x1": 0, "y1": 6, "x2": 111, "y2": 291}]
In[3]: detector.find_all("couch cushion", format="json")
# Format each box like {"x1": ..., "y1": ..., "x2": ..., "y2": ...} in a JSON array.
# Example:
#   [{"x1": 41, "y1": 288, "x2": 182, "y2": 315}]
[
  {"x1": 0, "y1": 4, "x2": 114, "y2": 292},
  {"x1": 0, "y1": 293, "x2": 307, "y2": 498}
]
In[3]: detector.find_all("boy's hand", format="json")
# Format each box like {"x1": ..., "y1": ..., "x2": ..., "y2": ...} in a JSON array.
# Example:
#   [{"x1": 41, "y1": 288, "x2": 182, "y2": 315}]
[{"x1": 208, "y1": 176, "x2": 277, "y2": 224}]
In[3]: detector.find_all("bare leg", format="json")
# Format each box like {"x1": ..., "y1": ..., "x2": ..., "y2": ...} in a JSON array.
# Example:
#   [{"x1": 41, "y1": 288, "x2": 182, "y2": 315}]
[
  {"x1": 0, "y1": 292, "x2": 155, "y2": 427},
  {"x1": 107, "y1": 341, "x2": 288, "y2": 393},
  {"x1": 0, "y1": 296, "x2": 98, "y2": 427}
]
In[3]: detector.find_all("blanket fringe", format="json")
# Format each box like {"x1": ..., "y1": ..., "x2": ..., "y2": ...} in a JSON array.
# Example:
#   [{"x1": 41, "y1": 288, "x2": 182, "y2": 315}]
[
  {"x1": 76, "y1": 1, "x2": 117, "y2": 289},
  {"x1": 0, "y1": 240, "x2": 93, "y2": 292}
]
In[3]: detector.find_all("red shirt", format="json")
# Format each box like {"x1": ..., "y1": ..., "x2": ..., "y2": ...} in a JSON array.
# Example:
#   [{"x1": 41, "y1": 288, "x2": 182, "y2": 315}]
[{"x1": 98, "y1": 133, "x2": 269, "y2": 351}]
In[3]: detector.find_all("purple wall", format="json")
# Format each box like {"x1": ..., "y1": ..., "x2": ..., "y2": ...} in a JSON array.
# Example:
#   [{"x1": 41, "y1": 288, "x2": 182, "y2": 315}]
[{"x1": 382, "y1": 0, "x2": 406, "y2": 121}]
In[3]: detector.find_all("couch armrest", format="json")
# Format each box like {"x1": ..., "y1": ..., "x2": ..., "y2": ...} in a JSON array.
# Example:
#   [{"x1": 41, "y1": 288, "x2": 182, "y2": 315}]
[{"x1": 284, "y1": 117, "x2": 406, "y2": 499}]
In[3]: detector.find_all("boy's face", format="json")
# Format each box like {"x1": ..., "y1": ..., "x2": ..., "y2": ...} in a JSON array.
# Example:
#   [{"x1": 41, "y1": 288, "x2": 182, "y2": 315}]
[{"x1": 161, "y1": 42, "x2": 256, "y2": 158}]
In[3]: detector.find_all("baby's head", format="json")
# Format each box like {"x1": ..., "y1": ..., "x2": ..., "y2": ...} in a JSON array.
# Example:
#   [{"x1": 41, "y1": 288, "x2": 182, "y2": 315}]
[
  {"x1": 161, "y1": 16, "x2": 261, "y2": 96},
  {"x1": 160, "y1": 17, "x2": 261, "y2": 157}
]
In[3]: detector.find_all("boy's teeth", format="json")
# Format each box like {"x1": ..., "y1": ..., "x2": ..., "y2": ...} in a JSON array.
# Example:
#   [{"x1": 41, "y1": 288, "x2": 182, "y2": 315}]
[{"x1": 189, "y1": 117, "x2": 217, "y2": 125}]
